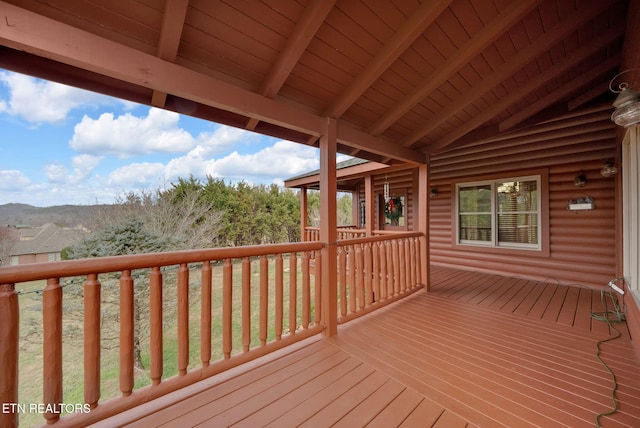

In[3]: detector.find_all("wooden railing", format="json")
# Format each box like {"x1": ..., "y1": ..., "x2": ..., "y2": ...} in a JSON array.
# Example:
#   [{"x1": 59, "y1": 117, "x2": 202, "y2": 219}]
[
  {"x1": 336, "y1": 232, "x2": 423, "y2": 323},
  {"x1": 304, "y1": 226, "x2": 366, "y2": 241},
  {"x1": 0, "y1": 242, "x2": 323, "y2": 428}
]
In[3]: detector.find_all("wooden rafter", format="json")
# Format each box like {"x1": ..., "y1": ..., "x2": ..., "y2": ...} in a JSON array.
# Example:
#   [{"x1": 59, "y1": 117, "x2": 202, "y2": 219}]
[
  {"x1": 0, "y1": 2, "x2": 425, "y2": 164},
  {"x1": 151, "y1": 0, "x2": 189, "y2": 108},
  {"x1": 427, "y1": 46, "x2": 621, "y2": 153},
  {"x1": 323, "y1": 0, "x2": 451, "y2": 118},
  {"x1": 498, "y1": 56, "x2": 620, "y2": 132},
  {"x1": 367, "y1": 0, "x2": 542, "y2": 136},
  {"x1": 246, "y1": 0, "x2": 335, "y2": 130},
  {"x1": 398, "y1": 0, "x2": 614, "y2": 148}
]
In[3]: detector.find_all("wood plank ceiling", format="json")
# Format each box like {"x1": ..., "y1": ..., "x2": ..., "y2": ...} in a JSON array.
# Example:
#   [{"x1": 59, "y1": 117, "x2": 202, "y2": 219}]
[{"x1": 0, "y1": 0, "x2": 635, "y2": 165}]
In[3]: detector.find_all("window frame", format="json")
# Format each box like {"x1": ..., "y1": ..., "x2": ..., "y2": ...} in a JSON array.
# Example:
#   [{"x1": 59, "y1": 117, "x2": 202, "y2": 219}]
[{"x1": 453, "y1": 171, "x2": 548, "y2": 255}]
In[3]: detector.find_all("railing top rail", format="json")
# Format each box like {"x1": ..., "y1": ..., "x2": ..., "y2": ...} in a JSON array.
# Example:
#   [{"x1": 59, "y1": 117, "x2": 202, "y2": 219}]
[
  {"x1": 0, "y1": 241, "x2": 323, "y2": 284},
  {"x1": 337, "y1": 231, "x2": 423, "y2": 246}
]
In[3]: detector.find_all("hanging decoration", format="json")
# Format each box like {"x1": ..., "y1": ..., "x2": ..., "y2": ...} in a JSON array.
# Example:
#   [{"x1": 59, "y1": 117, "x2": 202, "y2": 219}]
[
  {"x1": 383, "y1": 179, "x2": 390, "y2": 202},
  {"x1": 385, "y1": 196, "x2": 403, "y2": 224}
]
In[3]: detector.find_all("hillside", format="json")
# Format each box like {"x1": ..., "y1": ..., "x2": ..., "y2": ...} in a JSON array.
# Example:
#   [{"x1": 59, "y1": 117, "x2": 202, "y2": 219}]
[{"x1": 0, "y1": 203, "x2": 103, "y2": 228}]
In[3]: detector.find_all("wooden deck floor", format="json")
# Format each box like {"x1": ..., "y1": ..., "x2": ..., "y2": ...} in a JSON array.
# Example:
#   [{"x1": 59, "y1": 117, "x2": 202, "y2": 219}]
[{"x1": 92, "y1": 267, "x2": 640, "y2": 427}]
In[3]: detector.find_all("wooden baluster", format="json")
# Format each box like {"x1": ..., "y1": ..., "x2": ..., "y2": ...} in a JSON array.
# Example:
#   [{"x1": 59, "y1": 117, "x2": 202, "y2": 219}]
[
  {"x1": 84, "y1": 274, "x2": 101, "y2": 409},
  {"x1": 405, "y1": 238, "x2": 412, "y2": 290},
  {"x1": 177, "y1": 263, "x2": 189, "y2": 375},
  {"x1": 275, "y1": 253, "x2": 283, "y2": 341},
  {"x1": 301, "y1": 251, "x2": 310, "y2": 329},
  {"x1": 242, "y1": 257, "x2": 251, "y2": 352},
  {"x1": 392, "y1": 239, "x2": 400, "y2": 296},
  {"x1": 399, "y1": 238, "x2": 407, "y2": 292},
  {"x1": 259, "y1": 255, "x2": 268, "y2": 347},
  {"x1": 150, "y1": 267, "x2": 163, "y2": 386},
  {"x1": 355, "y1": 244, "x2": 364, "y2": 311},
  {"x1": 386, "y1": 240, "x2": 394, "y2": 297},
  {"x1": 201, "y1": 261, "x2": 212, "y2": 367},
  {"x1": 413, "y1": 238, "x2": 420, "y2": 286},
  {"x1": 348, "y1": 245, "x2": 356, "y2": 314},
  {"x1": 372, "y1": 242, "x2": 380, "y2": 303},
  {"x1": 43, "y1": 278, "x2": 62, "y2": 424},
  {"x1": 119, "y1": 270, "x2": 134, "y2": 396},
  {"x1": 379, "y1": 242, "x2": 387, "y2": 300},
  {"x1": 409, "y1": 238, "x2": 417, "y2": 288},
  {"x1": 314, "y1": 250, "x2": 321, "y2": 325},
  {"x1": 288, "y1": 253, "x2": 297, "y2": 335},
  {"x1": 364, "y1": 242, "x2": 373, "y2": 306},
  {"x1": 222, "y1": 258, "x2": 232, "y2": 359},
  {"x1": 0, "y1": 282, "x2": 19, "y2": 428},
  {"x1": 338, "y1": 247, "x2": 347, "y2": 317}
]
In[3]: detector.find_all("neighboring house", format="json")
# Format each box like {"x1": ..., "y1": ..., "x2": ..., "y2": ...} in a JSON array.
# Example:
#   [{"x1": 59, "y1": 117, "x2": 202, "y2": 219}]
[{"x1": 9, "y1": 223, "x2": 86, "y2": 265}]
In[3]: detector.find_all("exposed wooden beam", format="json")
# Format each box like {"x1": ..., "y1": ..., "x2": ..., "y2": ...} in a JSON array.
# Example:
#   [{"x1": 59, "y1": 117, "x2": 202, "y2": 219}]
[
  {"x1": 246, "y1": 0, "x2": 335, "y2": 130},
  {"x1": 621, "y1": 0, "x2": 640, "y2": 72},
  {"x1": 567, "y1": 81, "x2": 609, "y2": 111},
  {"x1": 336, "y1": 122, "x2": 425, "y2": 165},
  {"x1": 367, "y1": 0, "x2": 542, "y2": 136},
  {"x1": 323, "y1": 0, "x2": 451, "y2": 118},
  {"x1": 398, "y1": 0, "x2": 614, "y2": 147},
  {"x1": 151, "y1": 0, "x2": 189, "y2": 108},
  {"x1": 498, "y1": 55, "x2": 620, "y2": 132},
  {"x1": 0, "y1": 1, "x2": 425, "y2": 164},
  {"x1": 427, "y1": 51, "x2": 619, "y2": 153}
]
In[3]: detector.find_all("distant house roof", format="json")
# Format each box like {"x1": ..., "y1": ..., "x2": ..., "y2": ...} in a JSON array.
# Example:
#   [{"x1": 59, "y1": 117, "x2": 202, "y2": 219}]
[{"x1": 11, "y1": 223, "x2": 86, "y2": 256}]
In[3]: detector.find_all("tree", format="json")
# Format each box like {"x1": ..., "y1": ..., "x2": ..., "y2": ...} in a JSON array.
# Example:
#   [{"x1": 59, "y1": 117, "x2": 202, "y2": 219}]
[
  {"x1": 0, "y1": 226, "x2": 18, "y2": 266},
  {"x1": 68, "y1": 217, "x2": 173, "y2": 370}
]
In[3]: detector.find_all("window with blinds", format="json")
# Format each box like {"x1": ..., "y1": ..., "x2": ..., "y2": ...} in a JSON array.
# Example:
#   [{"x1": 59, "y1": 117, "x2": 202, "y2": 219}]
[{"x1": 457, "y1": 176, "x2": 540, "y2": 250}]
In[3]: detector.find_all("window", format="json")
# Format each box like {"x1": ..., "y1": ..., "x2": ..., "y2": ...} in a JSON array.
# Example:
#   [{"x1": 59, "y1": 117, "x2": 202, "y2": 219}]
[{"x1": 457, "y1": 176, "x2": 540, "y2": 250}]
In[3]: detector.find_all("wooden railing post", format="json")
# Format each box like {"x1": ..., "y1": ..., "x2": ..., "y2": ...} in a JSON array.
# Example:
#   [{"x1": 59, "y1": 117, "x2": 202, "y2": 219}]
[
  {"x1": 150, "y1": 267, "x2": 163, "y2": 386},
  {"x1": 288, "y1": 253, "x2": 297, "y2": 335},
  {"x1": 119, "y1": 270, "x2": 134, "y2": 396},
  {"x1": 84, "y1": 274, "x2": 101, "y2": 409},
  {"x1": 43, "y1": 278, "x2": 63, "y2": 424},
  {"x1": 242, "y1": 257, "x2": 251, "y2": 352},
  {"x1": 200, "y1": 261, "x2": 212, "y2": 367},
  {"x1": 177, "y1": 263, "x2": 189, "y2": 375},
  {"x1": 0, "y1": 282, "x2": 19, "y2": 428}
]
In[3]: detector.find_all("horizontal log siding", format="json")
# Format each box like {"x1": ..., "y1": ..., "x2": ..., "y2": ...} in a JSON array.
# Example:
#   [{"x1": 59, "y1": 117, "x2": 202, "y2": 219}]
[{"x1": 429, "y1": 107, "x2": 618, "y2": 288}]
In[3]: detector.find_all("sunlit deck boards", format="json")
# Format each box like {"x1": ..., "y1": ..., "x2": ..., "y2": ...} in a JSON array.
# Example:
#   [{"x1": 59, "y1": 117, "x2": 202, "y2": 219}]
[{"x1": 93, "y1": 268, "x2": 640, "y2": 427}]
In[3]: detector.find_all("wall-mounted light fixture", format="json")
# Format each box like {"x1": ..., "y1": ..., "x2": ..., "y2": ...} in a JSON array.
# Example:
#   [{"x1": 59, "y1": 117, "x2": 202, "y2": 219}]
[
  {"x1": 429, "y1": 187, "x2": 438, "y2": 198},
  {"x1": 574, "y1": 171, "x2": 587, "y2": 187},
  {"x1": 610, "y1": 69, "x2": 640, "y2": 127},
  {"x1": 601, "y1": 160, "x2": 618, "y2": 177}
]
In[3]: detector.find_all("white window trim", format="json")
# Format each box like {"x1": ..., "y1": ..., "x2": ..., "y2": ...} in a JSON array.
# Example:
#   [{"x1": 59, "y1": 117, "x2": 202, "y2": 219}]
[{"x1": 456, "y1": 175, "x2": 542, "y2": 251}]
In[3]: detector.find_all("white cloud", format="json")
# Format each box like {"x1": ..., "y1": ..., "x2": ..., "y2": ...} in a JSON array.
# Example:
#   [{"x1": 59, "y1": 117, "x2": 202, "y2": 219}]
[
  {"x1": 44, "y1": 163, "x2": 70, "y2": 184},
  {"x1": 107, "y1": 162, "x2": 166, "y2": 188},
  {"x1": 0, "y1": 71, "x2": 130, "y2": 124},
  {"x1": 0, "y1": 170, "x2": 32, "y2": 191},
  {"x1": 72, "y1": 154, "x2": 103, "y2": 181},
  {"x1": 162, "y1": 140, "x2": 318, "y2": 183},
  {"x1": 69, "y1": 108, "x2": 195, "y2": 157}
]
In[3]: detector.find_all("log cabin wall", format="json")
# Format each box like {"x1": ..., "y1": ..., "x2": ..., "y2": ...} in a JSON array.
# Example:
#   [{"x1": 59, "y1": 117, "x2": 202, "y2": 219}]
[
  {"x1": 356, "y1": 168, "x2": 418, "y2": 231},
  {"x1": 428, "y1": 106, "x2": 618, "y2": 289}
]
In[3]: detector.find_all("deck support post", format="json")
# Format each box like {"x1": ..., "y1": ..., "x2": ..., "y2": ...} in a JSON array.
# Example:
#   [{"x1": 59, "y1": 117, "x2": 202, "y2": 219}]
[
  {"x1": 299, "y1": 186, "x2": 308, "y2": 241},
  {"x1": 364, "y1": 175, "x2": 374, "y2": 236},
  {"x1": 418, "y1": 163, "x2": 430, "y2": 290},
  {"x1": 0, "y1": 282, "x2": 19, "y2": 428},
  {"x1": 319, "y1": 117, "x2": 338, "y2": 336}
]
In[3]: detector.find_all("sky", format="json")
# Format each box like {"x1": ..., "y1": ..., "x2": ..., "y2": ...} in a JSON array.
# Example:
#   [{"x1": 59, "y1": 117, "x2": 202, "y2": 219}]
[{"x1": 0, "y1": 70, "x2": 341, "y2": 207}]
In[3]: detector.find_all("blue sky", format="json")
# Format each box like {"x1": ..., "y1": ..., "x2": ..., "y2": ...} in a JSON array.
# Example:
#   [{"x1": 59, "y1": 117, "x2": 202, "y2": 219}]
[{"x1": 0, "y1": 70, "x2": 334, "y2": 206}]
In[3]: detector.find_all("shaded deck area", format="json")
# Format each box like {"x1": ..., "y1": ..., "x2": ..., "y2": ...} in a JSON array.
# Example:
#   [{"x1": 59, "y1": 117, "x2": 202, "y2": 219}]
[{"x1": 91, "y1": 267, "x2": 640, "y2": 427}]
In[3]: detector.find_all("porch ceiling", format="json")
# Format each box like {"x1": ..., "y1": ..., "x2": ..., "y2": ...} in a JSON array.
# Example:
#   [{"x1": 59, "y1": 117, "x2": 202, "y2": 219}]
[{"x1": 0, "y1": 0, "x2": 637, "y2": 164}]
